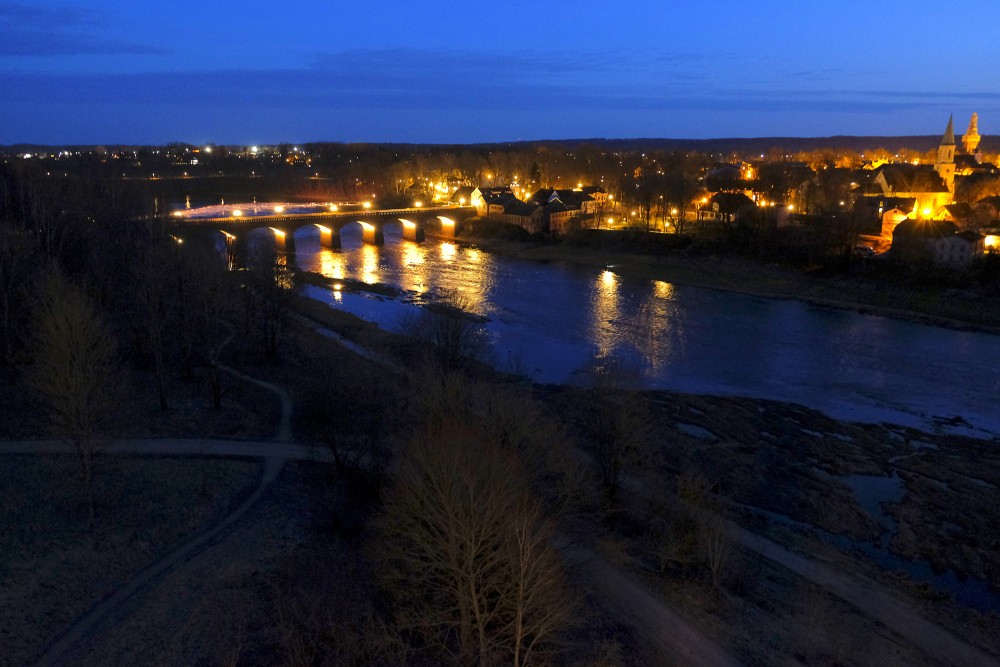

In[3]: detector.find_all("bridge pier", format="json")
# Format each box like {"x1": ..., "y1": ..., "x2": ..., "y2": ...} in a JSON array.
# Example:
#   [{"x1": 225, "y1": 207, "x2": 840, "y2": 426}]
[
  {"x1": 360, "y1": 222, "x2": 384, "y2": 246},
  {"x1": 317, "y1": 224, "x2": 341, "y2": 249},
  {"x1": 221, "y1": 231, "x2": 242, "y2": 270},
  {"x1": 437, "y1": 216, "x2": 457, "y2": 239},
  {"x1": 271, "y1": 227, "x2": 296, "y2": 253},
  {"x1": 399, "y1": 219, "x2": 425, "y2": 243}
]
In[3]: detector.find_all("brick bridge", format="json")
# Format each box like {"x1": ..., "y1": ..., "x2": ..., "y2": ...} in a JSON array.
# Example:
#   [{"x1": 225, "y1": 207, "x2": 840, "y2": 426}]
[{"x1": 166, "y1": 205, "x2": 477, "y2": 254}]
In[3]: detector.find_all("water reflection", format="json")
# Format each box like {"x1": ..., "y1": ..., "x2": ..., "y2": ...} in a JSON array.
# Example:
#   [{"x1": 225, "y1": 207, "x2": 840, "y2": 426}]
[
  {"x1": 635, "y1": 280, "x2": 678, "y2": 373},
  {"x1": 315, "y1": 249, "x2": 345, "y2": 280},
  {"x1": 292, "y1": 229, "x2": 496, "y2": 313},
  {"x1": 360, "y1": 245, "x2": 380, "y2": 285},
  {"x1": 590, "y1": 270, "x2": 621, "y2": 359},
  {"x1": 401, "y1": 242, "x2": 428, "y2": 294}
]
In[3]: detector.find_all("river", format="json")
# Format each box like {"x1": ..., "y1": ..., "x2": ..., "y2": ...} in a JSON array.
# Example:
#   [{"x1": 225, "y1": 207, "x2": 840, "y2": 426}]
[{"x1": 289, "y1": 224, "x2": 1000, "y2": 438}]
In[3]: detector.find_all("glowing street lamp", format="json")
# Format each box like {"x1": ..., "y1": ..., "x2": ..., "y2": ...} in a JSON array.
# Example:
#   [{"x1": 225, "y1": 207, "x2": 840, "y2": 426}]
[{"x1": 363, "y1": 201, "x2": 372, "y2": 210}]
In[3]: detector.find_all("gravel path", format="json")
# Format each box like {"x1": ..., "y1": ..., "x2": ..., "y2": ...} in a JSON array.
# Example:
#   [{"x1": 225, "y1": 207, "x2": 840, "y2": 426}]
[
  {"x1": 729, "y1": 524, "x2": 999, "y2": 667},
  {"x1": 565, "y1": 543, "x2": 743, "y2": 666}
]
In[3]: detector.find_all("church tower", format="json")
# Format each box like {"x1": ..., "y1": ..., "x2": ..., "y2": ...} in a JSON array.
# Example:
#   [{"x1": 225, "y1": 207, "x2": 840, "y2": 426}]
[
  {"x1": 963, "y1": 112, "x2": 981, "y2": 156},
  {"x1": 935, "y1": 114, "x2": 956, "y2": 193}
]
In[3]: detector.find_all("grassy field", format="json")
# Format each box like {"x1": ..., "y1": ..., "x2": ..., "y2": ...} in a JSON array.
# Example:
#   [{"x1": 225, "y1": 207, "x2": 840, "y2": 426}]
[{"x1": 0, "y1": 455, "x2": 262, "y2": 667}]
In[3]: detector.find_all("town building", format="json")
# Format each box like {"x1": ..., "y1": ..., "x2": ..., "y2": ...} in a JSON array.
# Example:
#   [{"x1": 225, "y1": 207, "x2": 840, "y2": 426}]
[{"x1": 697, "y1": 192, "x2": 757, "y2": 223}]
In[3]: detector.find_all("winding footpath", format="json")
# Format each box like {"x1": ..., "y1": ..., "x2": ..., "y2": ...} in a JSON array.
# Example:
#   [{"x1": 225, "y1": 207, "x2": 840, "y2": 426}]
[{"x1": 27, "y1": 364, "x2": 301, "y2": 667}]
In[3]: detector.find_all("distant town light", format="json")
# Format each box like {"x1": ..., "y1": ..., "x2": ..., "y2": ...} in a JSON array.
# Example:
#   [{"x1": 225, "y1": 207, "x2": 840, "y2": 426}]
[{"x1": 414, "y1": 201, "x2": 423, "y2": 207}]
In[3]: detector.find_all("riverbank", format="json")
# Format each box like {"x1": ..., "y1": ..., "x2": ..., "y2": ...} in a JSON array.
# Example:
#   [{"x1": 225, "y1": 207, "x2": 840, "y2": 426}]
[{"x1": 458, "y1": 232, "x2": 1000, "y2": 334}]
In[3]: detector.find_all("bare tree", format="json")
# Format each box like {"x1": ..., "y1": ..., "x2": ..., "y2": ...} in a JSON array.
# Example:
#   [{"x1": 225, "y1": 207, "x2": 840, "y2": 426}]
[
  {"x1": 28, "y1": 273, "x2": 124, "y2": 526},
  {"x1": 702, "y1": 513, "x2": 732, "y2": 592},
  {"x1": 132, "y1": 239, "x2": 174, "y2": 410},
  {"x1": 677, "y1": 470, "x2": 732, "y2": 591},
  {"x1": 375, "y1": 421, "x2": 573, "y2": 666},
  {"x1": 398, "y1": 296, "x2": 490, "y2": 371},
  {"x1": 582, "y1": 359, "x2": 655, "y2": 507},
  {"x1": 243, "y1": 243, "x2": 291, "y2": 357},
  {"x1": 0, "y1": 227, "x2": 38, "y2": 374}
]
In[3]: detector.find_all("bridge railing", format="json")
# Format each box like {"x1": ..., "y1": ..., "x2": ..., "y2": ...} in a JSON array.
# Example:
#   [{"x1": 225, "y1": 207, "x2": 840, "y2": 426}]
[{"x1": 168, "y1": 206, "x2": 474, "y2": 226}]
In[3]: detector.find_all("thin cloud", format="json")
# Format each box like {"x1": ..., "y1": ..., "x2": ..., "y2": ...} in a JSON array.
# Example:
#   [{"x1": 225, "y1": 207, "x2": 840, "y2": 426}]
[
  {"x1": 0, "y1": 2, "x2": 168, "y2": 56},
  {"x1": 3, "y1": 64, "x2": 997, "y2": 116}
]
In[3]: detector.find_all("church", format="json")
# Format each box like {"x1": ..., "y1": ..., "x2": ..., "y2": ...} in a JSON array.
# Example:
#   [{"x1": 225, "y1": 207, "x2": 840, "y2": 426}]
[{"x1": 854, "y1": 114, "x2": 995, "y2": 239}]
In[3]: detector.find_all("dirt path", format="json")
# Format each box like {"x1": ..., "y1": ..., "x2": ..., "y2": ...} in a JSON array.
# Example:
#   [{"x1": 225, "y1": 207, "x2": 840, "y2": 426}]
[
  {"x1": 34, "y1": 456, "x2": 285, "y2": 666},
  {"x1": 567, "y1": 544, "x2": 743, "y2": 666},
  {"x1": 728, "y1": 524, "x2": 999, "y2": 667},
  {"x1": 0, "y1": 438, "x2": 331, "y2": 461},
  {"x1": 29, "y1": 366, "x2": 297, "y2": 667},
  {"x1": 220, "y1": 363, "x2": 294, "y2": 442}
]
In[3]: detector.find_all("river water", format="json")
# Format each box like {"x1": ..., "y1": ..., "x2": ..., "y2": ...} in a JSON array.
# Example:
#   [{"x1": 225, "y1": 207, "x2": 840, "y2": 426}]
[{"x1": 290, "y1": 224, "x2": 1000, "y2": 438}]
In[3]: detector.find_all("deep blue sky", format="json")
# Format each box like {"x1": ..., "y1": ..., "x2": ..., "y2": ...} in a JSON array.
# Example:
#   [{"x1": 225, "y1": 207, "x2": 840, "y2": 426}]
[{"x1": 2, "y1": 0, "x2": 998, "y2": 144}]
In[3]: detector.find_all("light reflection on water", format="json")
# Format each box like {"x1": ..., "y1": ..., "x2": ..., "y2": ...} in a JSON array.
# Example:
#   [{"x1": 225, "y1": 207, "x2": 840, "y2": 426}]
[
  {"x1": 590, "y1": 270, "x2": 621, "y2": 360},
  {"x1": 291, "y1": 223, "x2": 1000, "y2": 436}
]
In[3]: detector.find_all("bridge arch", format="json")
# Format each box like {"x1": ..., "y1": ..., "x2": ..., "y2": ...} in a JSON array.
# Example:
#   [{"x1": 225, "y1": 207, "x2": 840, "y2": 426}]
[{"x1": 290, "y1": 222, "x2": 341, "y2": 249}]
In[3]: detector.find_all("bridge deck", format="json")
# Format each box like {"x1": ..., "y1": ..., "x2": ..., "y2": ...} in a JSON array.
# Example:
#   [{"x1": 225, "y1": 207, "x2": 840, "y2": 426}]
[{"x1": 168, "y1": 206, "x2": 473, "y2": 227}]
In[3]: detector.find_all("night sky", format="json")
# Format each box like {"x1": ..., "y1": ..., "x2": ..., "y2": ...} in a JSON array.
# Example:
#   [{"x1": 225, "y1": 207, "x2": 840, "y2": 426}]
[{"x1": 2, "y1": 0, "x2": 998, "y2": 144}]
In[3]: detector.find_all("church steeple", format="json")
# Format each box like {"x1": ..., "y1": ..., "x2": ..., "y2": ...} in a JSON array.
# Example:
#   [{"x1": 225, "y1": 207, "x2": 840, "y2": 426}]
[
  {"x1": 935, "y1": 114, "x2": 956, "y2": 193},
  {"x1": 963, "y1": 113, "x2": 981, "y2": 155},
  {"x1": 942, "y1": 114, "x2": 955, "y2": 146}
]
